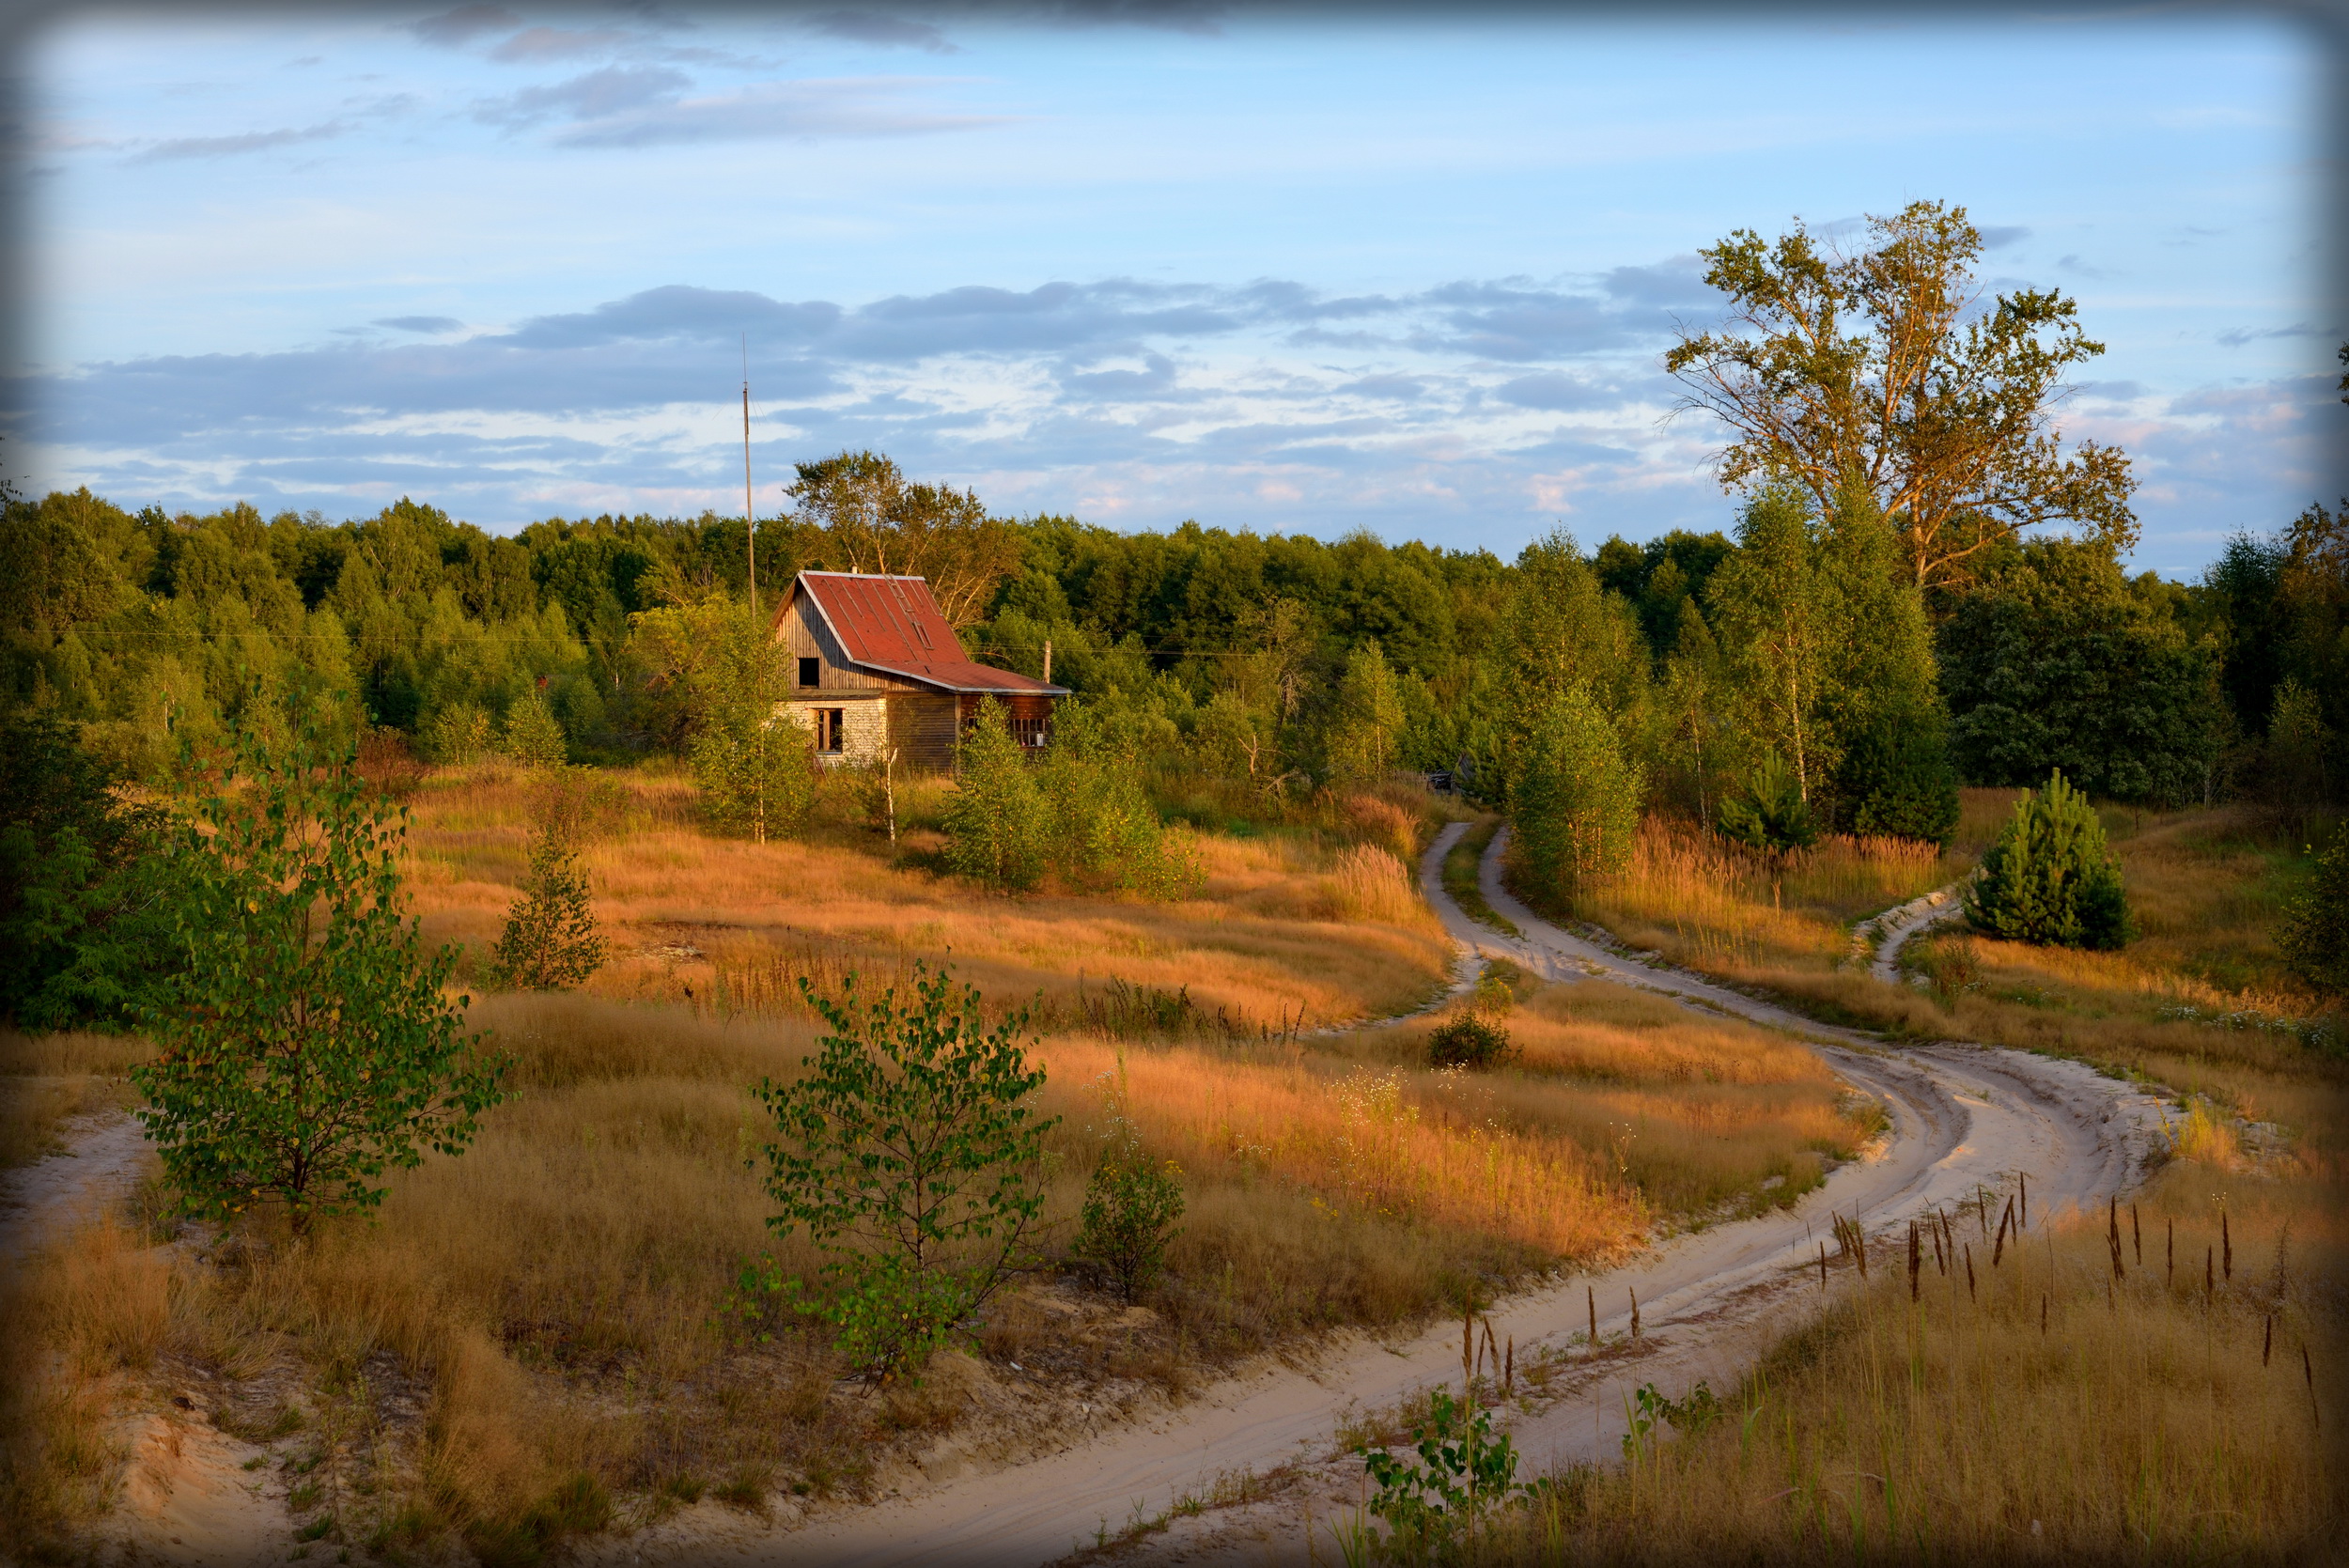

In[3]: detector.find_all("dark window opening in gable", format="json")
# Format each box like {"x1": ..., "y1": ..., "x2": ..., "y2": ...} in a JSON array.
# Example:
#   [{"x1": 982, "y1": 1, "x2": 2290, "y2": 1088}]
[{"x1": 797, "y1": 657, "x2": 820, "y2": 688}]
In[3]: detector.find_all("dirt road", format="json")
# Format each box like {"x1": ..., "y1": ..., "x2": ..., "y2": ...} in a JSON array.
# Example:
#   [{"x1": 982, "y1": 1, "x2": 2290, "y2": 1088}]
[{"x1": 689, "y1": 822, "x2": 2169, "y2": 1568}]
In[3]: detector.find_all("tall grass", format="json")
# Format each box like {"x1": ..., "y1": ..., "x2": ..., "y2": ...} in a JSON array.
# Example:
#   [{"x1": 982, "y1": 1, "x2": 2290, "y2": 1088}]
[{"x1": 1482, "y1": 1156, "x2": 2344, "y2": 1564}]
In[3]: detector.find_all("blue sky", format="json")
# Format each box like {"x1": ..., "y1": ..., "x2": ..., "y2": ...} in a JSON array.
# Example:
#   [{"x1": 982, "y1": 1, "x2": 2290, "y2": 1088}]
[{"x1": 7, "y1": 3, "x2": 2341, "y2": 573}]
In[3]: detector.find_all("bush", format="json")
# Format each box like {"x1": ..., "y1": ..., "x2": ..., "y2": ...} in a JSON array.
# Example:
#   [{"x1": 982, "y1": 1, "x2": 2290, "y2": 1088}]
[
  {"x1": 2279, "y1": 822, "x2": 2349, "y2": 995},
  {"x1": 1072, "y1": 1056, "x2": 1185, "y2": 1301},
  {"x1": 1838, "y1": 708, "x2": 1961, "y2": 846},
  {"x1": 748, "y1": 964, "x2": 1055, "y2": 1384},
  {"x1": 1426, "y1": 1014, "x2": 1514, "y2": 1070},
  {"x1": 1965, "y1": 769, "x2": 2130, "y2": 950},
  {"x1": 1716, "y1": 753, "x2": 1818, "y2": 852}
]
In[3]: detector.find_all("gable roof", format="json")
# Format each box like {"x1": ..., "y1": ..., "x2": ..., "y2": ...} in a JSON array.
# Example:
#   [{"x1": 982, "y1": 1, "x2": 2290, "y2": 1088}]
[{"x1": 786, "y1": 570, "x2": 1068, "y2": 697}]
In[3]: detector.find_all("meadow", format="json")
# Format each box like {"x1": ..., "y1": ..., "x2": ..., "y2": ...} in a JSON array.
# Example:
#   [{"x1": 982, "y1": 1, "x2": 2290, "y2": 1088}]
[{"x1": 0, "y1": 762, "x2": 1872, "y2": 1560}]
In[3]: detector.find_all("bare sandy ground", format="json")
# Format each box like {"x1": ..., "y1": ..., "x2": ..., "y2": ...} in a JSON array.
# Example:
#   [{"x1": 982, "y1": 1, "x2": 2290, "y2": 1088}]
[{"x1": 13, "y1": 829, "x2": 2170, "y2": 1568}]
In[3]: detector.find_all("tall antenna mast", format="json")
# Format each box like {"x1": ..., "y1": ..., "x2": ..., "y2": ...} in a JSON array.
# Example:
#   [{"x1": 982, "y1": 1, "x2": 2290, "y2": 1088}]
[{"x1": 742, "y1": 334, "x2": 756, "y2": 616}]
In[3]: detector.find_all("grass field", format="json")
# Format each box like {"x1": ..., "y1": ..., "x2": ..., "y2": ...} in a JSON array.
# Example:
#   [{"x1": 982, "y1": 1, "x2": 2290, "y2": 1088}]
[{"x1": 0, "y1": 762, "x2": 1871, "y2": 1560}]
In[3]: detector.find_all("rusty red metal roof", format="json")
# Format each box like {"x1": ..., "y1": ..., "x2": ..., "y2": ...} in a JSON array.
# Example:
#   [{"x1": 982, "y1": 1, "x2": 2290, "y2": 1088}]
[{"x1": 786, "y1": 571, "x2": 1067, "y2": 696}]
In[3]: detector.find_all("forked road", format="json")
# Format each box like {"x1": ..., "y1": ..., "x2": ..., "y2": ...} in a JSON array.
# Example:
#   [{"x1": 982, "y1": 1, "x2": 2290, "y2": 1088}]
[{"x1": 734, "y1": 822, "x2": 2170, "y2": 1568}]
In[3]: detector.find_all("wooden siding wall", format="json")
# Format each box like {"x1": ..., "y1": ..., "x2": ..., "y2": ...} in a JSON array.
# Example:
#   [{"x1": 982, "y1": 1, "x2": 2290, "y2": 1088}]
[
  {"x1": 774, "y1": 592, "x2": 926, "y2": 694},
  {"x1": 889, "y1": 694, "x2": 960, "y2": 771}
]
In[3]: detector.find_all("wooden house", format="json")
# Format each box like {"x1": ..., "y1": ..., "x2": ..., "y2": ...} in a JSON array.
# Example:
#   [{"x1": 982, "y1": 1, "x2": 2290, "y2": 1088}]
[{"x1": 770, "y1": 570, "x2": 1066, "y2": 770}]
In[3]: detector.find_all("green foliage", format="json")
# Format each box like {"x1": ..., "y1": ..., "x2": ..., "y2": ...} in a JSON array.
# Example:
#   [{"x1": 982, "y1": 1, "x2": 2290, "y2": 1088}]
[
  {"x1": 2278, "y1": 823, "x2": 2349, "y2": 997},
  {"x1": 1620, "y1": 1380, "x2": 1724, "y2": 1461},
  {"x1": 1072, "y1": 1055, "x2": 1185, "y2": 1302},
  {"x1": 501, "y1": 688, "x2": 568, "y2": 768},
  {"x1": 1836, "y1": 708, "x2": 1961, "y2": 846},
  {"x1": 945, "y1": 698, "x2": 1050, "y2": 891},
  {"x1": 653, "y1": 597, "x2": 816, "y2": 844},
  {"x1": 750, "y1": 963, "x2": 1056, "y2": 1383},
  {"x1": 1938, "y1": 537, "x2": 2226, "y2": 805},
  {"x1": 1325, "y1": 641, "x2": 1406, "y2": 784},
  {"x1": 1505, "y1": 683, "x2": 1643, "y2": 908},
  {"x1": 2262, "y1": 678, "x2": 2331, "y2": 835},
  {"x1": 132, "y1": 717, "x2": 508, "y2": 1234},
  {"x1": 1966, "y1": 770, "x2": 2131, "y2": 951},
  {"x1": 490, "y1": 828, "x2": 606, "y2": 991},
  {"x1": 419, "y1": 700, "x2": 494, "y2": 765},
  {"x1": 0, "y1": 708, "x2": 179, "y2": 1027},
  {"x1": 1358, "y1": 1389, "x2": 1530, "y2": 1554},
  {"x1": 1037, "y1": 699, "x2": 1202, "y2": 900},
  {"x1": 1425, "y1": 1014, "x2": 1514, "y2": 1071},
  {"x1": 1716, "y1": 753, "x2": 1819, "y2": 853}
]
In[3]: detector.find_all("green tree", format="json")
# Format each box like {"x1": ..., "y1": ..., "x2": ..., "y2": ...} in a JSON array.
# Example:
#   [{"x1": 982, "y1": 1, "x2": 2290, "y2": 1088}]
[
  {"x1": 945, "y1": 698, "x2": 1050, "y2": 891},
  {"x1": 1506, "y1": 684, "x2": 1644, "y2": 908},
  {"x1": 1665, "y1": 198, "x2": 2137, "y2": 590},
  {"x1": 788, "y1": 450, "x2": 1020, "y2": 627},
  {"x1": 1037, "y1": 700, "x2": 1200, "y2": 900},
  {"x1": 2262, "y1": 677, "x2": 2333, "y2": 839},
  {"x1": 1966, "y1": 770, "x2": 2130, "y2": 951},
  {"x1": 0, "y1": 709, "x2": 178, "y2": 1027},
  {"x1": 664, "y1": 600, "x2": 817, "y2": 844},
  {"x1": 491, "y1": 827, "x2": 607, "y2": 990},
  {"x1": 1716, "y1": 753, "x2": 1819, "y2": 853},
  {"x1": 132, "y1": 720, "x2": 507, "y2": 1234},
  {"x1": 2279, "y1": 823, "x2": 2349, "y2": 997},
  {"x1": 1324, "y1": 640, "x2": 1406, "y2": 784},
  {"x1": 1838, "y1": 709, "x2": 1961, "y2": 846},
  {"x1": 1707, "y1": 488, "x2": 1835, "y2": 801},
  {"x1": 502, "y1": 687, "x2": 568, "y2": 768},
  {"x1": 1937, "y1": 537, "x2": 2226, "y2": 805},
  {"x1": 750, "y1": 964, "x2": 1056, "y2": 1383}
]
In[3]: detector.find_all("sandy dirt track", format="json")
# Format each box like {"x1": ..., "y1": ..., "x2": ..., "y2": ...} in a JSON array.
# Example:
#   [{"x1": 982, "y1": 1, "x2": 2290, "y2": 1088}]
[{"x1": 678, "y1": 823, "x2": 2170, "y2": 1568}]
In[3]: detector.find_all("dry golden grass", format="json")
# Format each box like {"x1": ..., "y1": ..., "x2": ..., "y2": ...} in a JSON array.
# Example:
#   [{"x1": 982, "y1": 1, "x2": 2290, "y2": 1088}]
[
  {"x1": 0, "y1": 1030, "x2": 148, "y2": 1171},
  {"x1": 404, "y1": 762, "x2": 1454, "y2": 1035},
  {"x1": 1488, "y1": 1149, "x2": 2345, "y2": 1564}
]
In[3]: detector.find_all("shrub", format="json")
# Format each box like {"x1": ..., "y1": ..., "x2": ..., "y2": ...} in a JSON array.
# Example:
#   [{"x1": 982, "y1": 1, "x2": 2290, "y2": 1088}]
[
  {"x1": 502, "y1": 690, "x2": 568, "y2": 769},
  {"x1": 1072, "y1": 1056, "x2": 1186, "y2": 1301},
  {"x1": 1965, "y1": 769, "x2": 2130, "y2": 950},
  {"x1": 944, "y1": 699, "x2": 1050, "y2": 891},
  {"x1": 747, "y1": 964, "x2": 1055, "y2": 1384},
  {"x1": 1715, "y1": 753, "x2": 1818, "y2": 852},
  {"x1": 419, "y1": 701, "x2": 495, "y2": 766},
  {"x1": 490, "y1": 829, "x2": 606, "y2": 991},
  {"x1": 133, "y1": 721, "x2": 508, "y2": 1234},
  {"x1": 1426, "y1": 1014, "x2": 1514, "y2": 1070},
  {"x1": 2279, "y1": 822, "x2": 2349, "y2": 995}
]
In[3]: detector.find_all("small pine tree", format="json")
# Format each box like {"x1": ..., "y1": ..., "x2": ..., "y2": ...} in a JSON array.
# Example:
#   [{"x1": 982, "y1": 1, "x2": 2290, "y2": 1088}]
[
  {"x1": 1839, "y1": 708, "x2": 1961, "y2": 846},
  {"x1": 503, "y1": 689, "x2": 568, "y2": 768},
  {"x1": 945, "y1": 698, "x2": 1050, "y2": 891},
  {"x1": 491, "y1": 829, "x2": 606, "y2": 990},
  {"x1": 2279, "y1": 822, "x2": 2349, "y2": 996},
  {"x1": 1967, "y1": 770, "x2": 2131, "y2": 950},
  {"x1": 1716, "y1": 753, "x2": 1818, "y2": 853}
]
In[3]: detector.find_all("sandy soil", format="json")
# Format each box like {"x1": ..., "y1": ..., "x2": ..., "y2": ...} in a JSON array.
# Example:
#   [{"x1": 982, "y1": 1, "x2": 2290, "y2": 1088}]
[{"x1": 1858, "y1": 880, "x2": 1972, "y2": 985}]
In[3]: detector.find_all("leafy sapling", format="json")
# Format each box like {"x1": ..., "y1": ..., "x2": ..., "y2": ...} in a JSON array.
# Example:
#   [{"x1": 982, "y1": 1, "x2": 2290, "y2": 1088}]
[
  {"x1": 750, "y1": 963, "x2": 1057, "y2": 1384},
  {"x1": 134, "y1": 719, "x2": 508, "y2": 1235}
]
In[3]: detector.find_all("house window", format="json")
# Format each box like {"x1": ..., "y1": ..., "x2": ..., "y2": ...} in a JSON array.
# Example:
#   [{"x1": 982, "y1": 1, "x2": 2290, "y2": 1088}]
[
  {"x1": 1008, "y1": 714, "x2": 1050, "y2": 749},
  {"x1": 797, "y1": 657, "x2": 820, "y2": 688},
  {"x1": 814, "y1": 707, "x2": 846, "y2": 753}
]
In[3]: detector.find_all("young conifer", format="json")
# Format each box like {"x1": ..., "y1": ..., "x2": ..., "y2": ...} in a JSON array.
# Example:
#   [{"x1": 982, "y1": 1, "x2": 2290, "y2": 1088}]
[
  {"x1": 492, "y1": 827, "x2": 607, "y2": 990},
  {"x1": 1967, "y1": 769, "x2": 2131, "y2": 949}
]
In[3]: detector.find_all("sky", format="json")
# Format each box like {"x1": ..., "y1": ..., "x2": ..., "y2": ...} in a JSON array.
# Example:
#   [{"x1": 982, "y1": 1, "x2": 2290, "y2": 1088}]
[{"x1": 3, "y1": 2, "x2": 2341, "y2": 574}]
